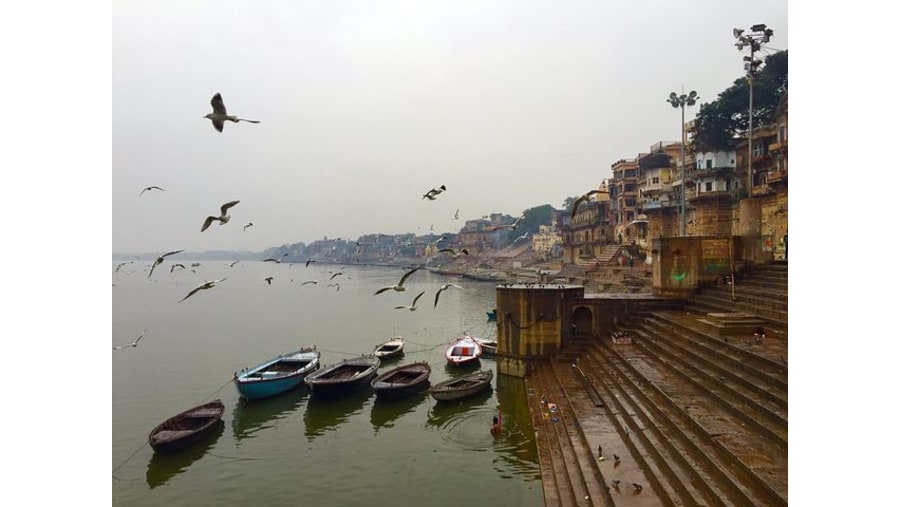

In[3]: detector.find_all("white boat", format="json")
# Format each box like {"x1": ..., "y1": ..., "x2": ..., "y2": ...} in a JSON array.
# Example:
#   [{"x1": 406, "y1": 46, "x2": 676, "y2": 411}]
[
  {"x1": 373, "y1": 336, "x2": 405, "y2": 360},
  {"x1": 471, "y1": 335, "x2": 497, "y2": 356},
  {"x1": 445, "y1": 336, "x2": 482, "y2": 366}
]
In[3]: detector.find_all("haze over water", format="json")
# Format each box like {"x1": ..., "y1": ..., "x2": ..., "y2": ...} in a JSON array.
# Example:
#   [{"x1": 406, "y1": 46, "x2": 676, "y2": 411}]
[{"x1": 112, "y1": 261, "x2": 541, "y2": 506}]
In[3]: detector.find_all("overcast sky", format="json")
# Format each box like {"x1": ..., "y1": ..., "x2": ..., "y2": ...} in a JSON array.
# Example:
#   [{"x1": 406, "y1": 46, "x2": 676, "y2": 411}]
[{"x1": 111, "y1": 0, "x2": 788, "y2": 254}]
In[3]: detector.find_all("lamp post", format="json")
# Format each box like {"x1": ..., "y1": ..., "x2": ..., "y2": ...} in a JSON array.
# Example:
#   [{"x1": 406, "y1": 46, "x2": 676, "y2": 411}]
[
  {"x1": 667, "y1": 89, "x2": 698, "y2": 237},
  {"x1": 733, "y1": 24, "x2": 774, "y2": 196}
]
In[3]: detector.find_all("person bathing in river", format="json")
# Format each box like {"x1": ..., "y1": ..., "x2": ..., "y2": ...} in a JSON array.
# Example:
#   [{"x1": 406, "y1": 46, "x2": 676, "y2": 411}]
[{"x1": 491, "y1": 407, "x2": 502, "y2": 437}]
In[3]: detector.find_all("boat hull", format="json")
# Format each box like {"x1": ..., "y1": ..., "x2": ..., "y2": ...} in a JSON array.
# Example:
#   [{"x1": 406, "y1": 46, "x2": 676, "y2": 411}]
[
  {"x1": 234, "y1": 349, "x2": 321, "y2": 400},
  {"x1": 371, "y1": 362, "x2": 432, "y2": 401},
  {"x1": 430, "y1": 370, "x2": 493, "y2": 402},
  {"x1": 148, "y1": 400, "x2": 225, "y2": 453},
  {"x1": 305, "y1": 356, "x2": 381, "y2": 399}
]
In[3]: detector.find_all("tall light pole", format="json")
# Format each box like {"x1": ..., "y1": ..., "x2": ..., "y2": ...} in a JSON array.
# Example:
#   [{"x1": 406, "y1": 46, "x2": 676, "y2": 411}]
[
  {"x1": 733, "y1": 24, "x2": 774, "y2": 196},
  {"x1": 667, "y1": 89, "x2": 698, "y2": 237}
]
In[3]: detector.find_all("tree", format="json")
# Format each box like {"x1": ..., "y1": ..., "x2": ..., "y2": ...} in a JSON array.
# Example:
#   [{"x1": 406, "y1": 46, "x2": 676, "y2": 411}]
[{"x1": 693, "y1": 50, "x2": 787, "y2": 152}]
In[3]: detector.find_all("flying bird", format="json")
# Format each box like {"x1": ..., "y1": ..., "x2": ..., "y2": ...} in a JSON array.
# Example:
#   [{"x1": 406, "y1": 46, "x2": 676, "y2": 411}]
[
  {"x1": 229, "y1": 260, "x2": 240, "y2": 267},
  {"x1": 453, "y1": 209, "x2": 459, "y2": 220},
  {"x1": 263, "y1": 257, "x2": 282, "y2": 263},
  {"x1": 114, "y1": 261, "x2": 131, "y2": 273},
  {"x1": 178, "y1": 277, "x2": 227, "y2": 302},
  {"x1": 329, "y1": 270, "x2": 345, "y2": 280},
  {"x1": 113, "y1": 329, "x2": 148, "y2": 350},
  {"x1": 305, "y1": 259, "x2": 316, "y2": 267},
  {"x1": 201, "y1": 200, "x2": 240, "y2": 232},
  {"x1": 148, "y1": 249, "x2": 184, "y2": 279},
  {"x1": 394, "y1": 290, "x2": 426, "y2": 311},
  {"x1": 490, "y1": 211, "x2": 527, "y2": 231},
  {"x1": 438, "y1": 248, "x2": 468, "y2": 258},
  {"x1": 514, "y1": 232, "x2": 530, "y2": 243},
  {"x1": 139, "y1": 186, "x2": 165, "y2": 197},
  {"x1": 327, "y1": 283, "x2": 341, "y2": 291},
  {"x1": 264, "y1": 277, "x2": 273, "y2": 285},
  {"x1": 434, "y1": 282, "x2": 463, "y2": 308},
  {"x1": 204, "y1": 93, "x2": 260, "y2": 132},
  {"x1": 374, "y1": 266, "x2": 423, "y2": 295},
  {"x1": 422, "y1": 184, "x2": 447, "y2": 200},
  {"x1": 169, "y1": 263, "x2": 186, "y2": 273},
  {"x1": 300, "y1": 280, "x2": 318, "y2": 286},
  {"x1": 243, "y1": 222, "x2": 254, "y2": 232}
]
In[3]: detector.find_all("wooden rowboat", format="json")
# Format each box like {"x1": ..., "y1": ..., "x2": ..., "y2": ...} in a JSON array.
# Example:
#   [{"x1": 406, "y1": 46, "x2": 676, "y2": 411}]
[
  {"x1": 233, "y1": 347, "x2": 320, "y2": 400},
  {"x1": 148, "y1": 399, "x2": 225, "y2": 453},
  {"x1": 373, "y1": 336, "x2": 405, "y2": 360},
  {"x1": 305, "y1": 355, "x2": 381, "y2": 398},
  {"x1": 445, "y1": 335, "x2": 482, "y2": 366},
  {"x1": 430, "y1": 369, "x2": 493, "y2": 402},
  {"x1": 371, "y1": 361, "x2": 431, "y2": 400}
]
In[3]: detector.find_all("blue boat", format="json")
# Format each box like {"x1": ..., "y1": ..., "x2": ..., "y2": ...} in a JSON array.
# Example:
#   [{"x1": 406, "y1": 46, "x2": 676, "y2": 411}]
[
  {"x1": 234, "y1": 347, "x2": 321, "y2": 400},
  {"x1": 486, "y1": 309, "x2": 497, "y2": 321}
]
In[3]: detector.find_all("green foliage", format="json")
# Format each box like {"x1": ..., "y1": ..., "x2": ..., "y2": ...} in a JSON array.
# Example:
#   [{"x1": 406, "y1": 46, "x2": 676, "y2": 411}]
[{"x1": 693, "y1": 50, "x2": 787, "y2": 152}]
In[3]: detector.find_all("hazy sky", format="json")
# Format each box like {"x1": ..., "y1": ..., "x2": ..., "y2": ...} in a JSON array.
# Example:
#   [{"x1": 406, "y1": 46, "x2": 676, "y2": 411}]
[{"x1": 112, "y1": 0, "x2": 788, "y2": 254}]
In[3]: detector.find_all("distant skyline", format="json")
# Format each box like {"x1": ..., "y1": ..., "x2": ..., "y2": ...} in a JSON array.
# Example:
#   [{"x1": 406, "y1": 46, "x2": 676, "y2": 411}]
[{"x1": 112, "y1": 1, "x2": 788, "y2": 255}]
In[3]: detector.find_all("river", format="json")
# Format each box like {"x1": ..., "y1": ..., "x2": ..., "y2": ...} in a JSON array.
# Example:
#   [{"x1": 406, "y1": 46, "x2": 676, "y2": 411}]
[{"x1": 112, "y1": 260, "x2": 542, "y2": 506}]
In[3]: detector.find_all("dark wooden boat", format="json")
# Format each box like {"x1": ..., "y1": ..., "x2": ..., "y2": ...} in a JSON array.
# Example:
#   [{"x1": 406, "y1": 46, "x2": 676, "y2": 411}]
[
  {"x1": 305, "y1": 355, "x2": 380, "y2": 398},
  {"x1": 370, "y1": 361, "x2": 432, "y2": 400},
  {"x1": 148, "y1": 399, "x2": 225, "y2": 453},
  {"x1": 430, "y1": 369, "x2": 493, "y2": 402}
]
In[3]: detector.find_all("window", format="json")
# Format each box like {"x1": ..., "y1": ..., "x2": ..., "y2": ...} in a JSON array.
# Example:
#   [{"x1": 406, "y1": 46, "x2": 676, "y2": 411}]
[
  {"x1": 706, "y1": 159, "x2": 713, "y2": 169},
  {"x1": 705, "y1": 182, "x2": 713, "y2": 192},
  {"x1": 651, "y1": 177, "x2": 659, "y2": 184}
]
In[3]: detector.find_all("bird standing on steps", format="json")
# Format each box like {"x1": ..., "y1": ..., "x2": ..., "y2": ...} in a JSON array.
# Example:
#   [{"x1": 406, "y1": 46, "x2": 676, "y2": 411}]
[
  {"x1": 632, "y1": 483, "x2": 643, "y2": 493},
  {"x1": 201, "y1": 200, "x2": 240, "y2": 232},
  {"x1": 204, "y1": 93, "x2": 260, "y2": 132}
]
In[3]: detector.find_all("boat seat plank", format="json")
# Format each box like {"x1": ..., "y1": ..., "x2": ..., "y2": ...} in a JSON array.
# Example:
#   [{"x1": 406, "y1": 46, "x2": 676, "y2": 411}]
[
  {"x1": 152, "y1": 430, "x2": 195, "y2": 440},
  {"x1": 184, "y1": 409, "x2": 222, "y2": 418}
]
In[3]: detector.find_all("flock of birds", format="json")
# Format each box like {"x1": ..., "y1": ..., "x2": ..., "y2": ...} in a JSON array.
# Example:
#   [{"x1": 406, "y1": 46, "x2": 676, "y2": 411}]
[{"x1": 117, "y1": 92, "x2": 610, "y2": 351}]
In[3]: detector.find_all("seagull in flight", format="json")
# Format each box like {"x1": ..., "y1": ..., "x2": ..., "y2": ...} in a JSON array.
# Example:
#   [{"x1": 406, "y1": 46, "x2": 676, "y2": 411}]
[
  {"x1": 201, "y1": 200, "x2": 240, "y2": 232},
  {"x1": 204, "y1": 93, "x2": 260, "y2": 132},
  {"x1": 243, "y1": 222, "x2": 254, "y2": 232},
  {"x1": 139, "y1": 186, "x2": 165, "y2": 197},
  {"x1": 453, "y1": 209, "x2": 459, "y2": 220},
  {"x1": 148, "y1": 249, "x2": 184, "y2": 279},
  {"x1": 113, "y1": 329, "x2": 148, "y2": 350},
  {"x1": 490, "y1": 211, "x2": 527, "y2": 231},
  {"x1": 169, "y1": 263, "x2": 186, "y2": 273},
  {"x1": 434, "y1": 283, "x2": 463, "y2": 308},
  {"x1": 394, "y1": 290, "x2": 426, "y2": 311},
  {"x1": 300, "y1": 280, "x2": 318, "y2": 286},
  {"x1": 264, "y1": 277, "x2": 273, "y2": 285},
  {"x1": 305, "y1": 259, "x2": 316, "y2": 268},
  {"x1": 422, "y1": 184, "x2": 447, "y2": 200},
  {"x1": 374, "y1": 266, "x2": 423, "y2": 295},
  {"x1": 514, "y1": 232, "x2": 530, "y2": 243},
  {"x1": 327, "y1": 282, "x2": 341, "y2": 291},
  {"x1": 329, "y1": 270, "x2": 345, "y2": 280},
  {"x1": 229, "y1": 260, "x2": 240, "y2": 267},
  {"x1": 178, "y1": 277, "x2": 227, "y2": 302}
]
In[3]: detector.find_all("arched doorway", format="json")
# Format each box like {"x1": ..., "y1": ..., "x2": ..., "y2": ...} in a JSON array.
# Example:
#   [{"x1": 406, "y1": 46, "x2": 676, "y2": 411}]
[{"x1": 571, "y1": 306, "x2": 593, "y2": 336}]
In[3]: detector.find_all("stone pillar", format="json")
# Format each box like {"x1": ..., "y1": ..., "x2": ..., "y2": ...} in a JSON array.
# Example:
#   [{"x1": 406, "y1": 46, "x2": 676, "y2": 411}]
[{"x1": 495, "y1": 284, "x2": 584, "y2": 378}]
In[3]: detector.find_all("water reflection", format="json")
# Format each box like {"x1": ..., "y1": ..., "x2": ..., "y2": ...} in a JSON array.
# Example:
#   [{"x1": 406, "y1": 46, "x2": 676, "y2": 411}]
[
  {"x1": 369, "y1": 390, "x2": 428, "y2": 432},
  {"x1": 303, "y1": 388, "x2": 372, "y2": 439},
  {"x1": 231, "y1": 388, "x2": 307, "y2": 443},
  {"x1": 145, "y1": 420, "x2": 224, "y2": 489},
  {"x1": 426, "y1": 387, "x2": 495, "y2": 430}
]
